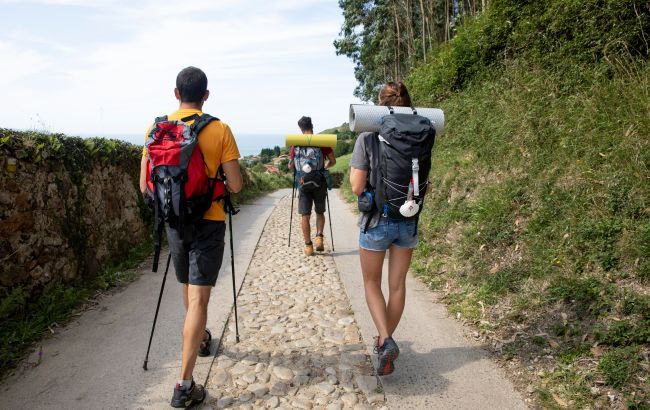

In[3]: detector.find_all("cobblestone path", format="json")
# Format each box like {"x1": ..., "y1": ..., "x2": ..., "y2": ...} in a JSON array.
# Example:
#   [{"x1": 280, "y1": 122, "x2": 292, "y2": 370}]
[{"x1": 205, "y1": 195, "x2": 385, "y2": 410}]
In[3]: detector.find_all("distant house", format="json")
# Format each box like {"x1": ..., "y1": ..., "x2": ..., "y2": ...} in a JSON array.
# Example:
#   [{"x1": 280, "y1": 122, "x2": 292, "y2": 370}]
[
  {"x1": 273, "y1": 154, "x2": 289, "y2": 166},
  {"x1": 263, "y1": 164, "x2": 281, "y2": 175}
]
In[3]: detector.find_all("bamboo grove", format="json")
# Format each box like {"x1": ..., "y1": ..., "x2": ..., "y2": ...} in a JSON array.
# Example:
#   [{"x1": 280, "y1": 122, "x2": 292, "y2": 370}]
[{"x1": 334, "y1": 0, "x2": 488, "y2": 101}]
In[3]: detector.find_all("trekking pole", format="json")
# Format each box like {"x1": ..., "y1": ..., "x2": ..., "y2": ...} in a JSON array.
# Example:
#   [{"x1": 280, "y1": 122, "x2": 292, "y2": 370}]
[
  {"x1": 143, "y1": 253, "x2": 172, "y2": 371},
  {"x1": 227, "y1": 201, "x2": 240, "y2": 343},
  {"x1": 288, "y1": 170, "x2": 296, "y2": 247},
  {"x1": 326, "y1": 192, "x2": 334, "y2": 252}
]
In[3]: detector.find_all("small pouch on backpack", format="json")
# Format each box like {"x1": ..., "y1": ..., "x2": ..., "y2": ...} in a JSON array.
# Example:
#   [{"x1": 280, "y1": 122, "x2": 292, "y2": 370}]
[{"x1": 358, "y1": 191, "x2": 376, "y2": 213}]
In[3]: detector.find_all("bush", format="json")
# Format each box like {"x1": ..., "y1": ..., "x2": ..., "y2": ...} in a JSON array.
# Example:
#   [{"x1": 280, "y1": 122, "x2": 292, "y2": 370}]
[
  {"x1": 599, "y1": 346, "x2": 641, "y2": 388},
  {"x1": 407, "y1": 0, "x2": 650, "y2": 106}
]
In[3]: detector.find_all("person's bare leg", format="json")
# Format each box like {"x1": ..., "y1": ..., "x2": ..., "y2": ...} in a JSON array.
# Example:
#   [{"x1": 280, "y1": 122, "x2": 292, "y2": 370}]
[
  {"x1": 182, "y1": 284, "x2": 189, "y2": 310},
  {"x1": 315, "y1": 213, "x2": 325, "y2": 236},
  {"x1": 179, "y1": 285, "x2": 212, "y2": 380},
  {"x1": 301, "y1": 214, "x2": 311, "y2": 242},
  {"x1": 386, "y1": 245, "x2": 413, "y2": 336},
  {"x1": 360, "y1": 248, "x2": 390, "y2": 345}
]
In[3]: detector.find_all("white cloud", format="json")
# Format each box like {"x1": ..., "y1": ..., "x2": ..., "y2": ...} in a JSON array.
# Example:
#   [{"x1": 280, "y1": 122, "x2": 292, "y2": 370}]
[{"x1": 0, "y1": 0, "x2": 361, "y2": 136}]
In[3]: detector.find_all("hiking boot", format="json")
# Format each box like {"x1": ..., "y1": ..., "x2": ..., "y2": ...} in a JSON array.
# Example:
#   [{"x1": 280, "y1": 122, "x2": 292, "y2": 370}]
[
  {"x1": 170, "y1": 380, "x2": 206, "y2": 408},
  {"x1": 314, "y1": 234, "x2": 324, "y2": 252},
  {"x1": 198, "y1": 329, "x2": 212, "y2": 357},
  {"x1": 304, "y1": 242, "x2": 314, "y2": 256},
  {"x1": 376, "y1": 337, "x2": 399, "y2": 376}
]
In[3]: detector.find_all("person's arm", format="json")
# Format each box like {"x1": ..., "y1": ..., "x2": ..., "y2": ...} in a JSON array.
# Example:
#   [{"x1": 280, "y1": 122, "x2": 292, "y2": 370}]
[
  {"x1": 140, "y1": 127, "x2": 152, "y2": 195},
  {"x1": 220, "y1": 124, "x2": 242, "y2": 193},
  {"x1": 349, "y1": 168, "x2": 367, "y2": 196},
  {"x1": 222, "y1": 159, "x2": 243, "y2": 193},
  {"x1": 348, "y1": 133, "x2": 370, "y2": 196},
  {"x1": 139, "y1": 155, "x2": 148, "y2": 194},
  {"x1": 325, "y1": 151, "x2": 336, "y2": 169}
]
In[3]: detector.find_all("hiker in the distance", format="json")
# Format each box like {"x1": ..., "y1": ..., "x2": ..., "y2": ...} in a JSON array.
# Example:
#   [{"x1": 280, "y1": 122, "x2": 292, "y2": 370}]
[
  {"x1": 139, "y1": 66, "x2": 242, "y2": 407},
  {"x1": 349, "y1": 81, "x2": 436, "y2": 376},
  {"x1": 289, "y1": 116, "x2": 336, "y2": 256}
]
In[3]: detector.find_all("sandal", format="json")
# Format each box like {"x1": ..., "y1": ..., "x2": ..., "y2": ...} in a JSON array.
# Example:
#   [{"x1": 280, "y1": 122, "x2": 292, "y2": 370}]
[{"x1": 198, "y1": 329, "x2": 212, "y2": 357}]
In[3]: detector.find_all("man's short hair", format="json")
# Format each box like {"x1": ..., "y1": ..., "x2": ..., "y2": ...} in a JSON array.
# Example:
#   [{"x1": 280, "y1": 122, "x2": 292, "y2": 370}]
[
  {"x1": 176, "y1": 67, "x2": 208, "y2": 103},
  {"x1": 298, "y1": 116, "x2": 313, "y2": 132}
]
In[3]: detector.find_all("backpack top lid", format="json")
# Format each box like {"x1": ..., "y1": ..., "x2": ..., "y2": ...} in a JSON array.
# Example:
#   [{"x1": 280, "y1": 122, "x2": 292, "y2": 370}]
[{"x1": 379, "y1": 113, "x2": 435, "y2": 153}]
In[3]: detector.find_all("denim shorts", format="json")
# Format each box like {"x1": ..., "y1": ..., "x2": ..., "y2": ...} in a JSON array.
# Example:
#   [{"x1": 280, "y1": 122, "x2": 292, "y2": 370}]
[{"x1": 359, "y1": 217, "x2": 418, "y2": 251}]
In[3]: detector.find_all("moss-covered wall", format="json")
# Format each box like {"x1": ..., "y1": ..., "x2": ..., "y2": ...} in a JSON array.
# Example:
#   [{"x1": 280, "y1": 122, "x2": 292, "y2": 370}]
[{"x1": 0, "y1": 129, "x2": 148, "y2": 294}]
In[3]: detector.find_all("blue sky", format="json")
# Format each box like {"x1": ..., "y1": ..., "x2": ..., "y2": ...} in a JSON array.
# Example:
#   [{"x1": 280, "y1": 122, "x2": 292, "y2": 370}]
[{"x1": 0, "y1": 0, "x2": 363, "y2": 136}]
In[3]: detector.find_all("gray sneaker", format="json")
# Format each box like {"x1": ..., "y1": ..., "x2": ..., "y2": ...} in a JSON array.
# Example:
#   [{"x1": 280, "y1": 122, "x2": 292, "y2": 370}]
[
  {"x1": 170, "y1": 380, "x2": 205, "y2": 408},
  {"x1": 377, "y1": 337, "x2": 399, "y2": 376}
]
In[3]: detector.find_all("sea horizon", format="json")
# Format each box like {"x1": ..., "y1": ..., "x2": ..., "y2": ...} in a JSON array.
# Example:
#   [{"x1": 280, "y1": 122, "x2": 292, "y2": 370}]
[{"x1": 74, "y1": 132, "x2": 287, "y2": 157}]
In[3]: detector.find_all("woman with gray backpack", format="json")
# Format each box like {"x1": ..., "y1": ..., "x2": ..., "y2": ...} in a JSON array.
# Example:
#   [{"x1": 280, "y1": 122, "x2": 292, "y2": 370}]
[{"x1": 349, "y1": 82, "x2": 436, "y2": 376}]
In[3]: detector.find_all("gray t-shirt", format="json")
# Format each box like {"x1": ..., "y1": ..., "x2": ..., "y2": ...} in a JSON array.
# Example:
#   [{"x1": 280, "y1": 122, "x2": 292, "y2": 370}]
[{"x1": 350, "y1": 132, "x2": 382, "y2": 230}]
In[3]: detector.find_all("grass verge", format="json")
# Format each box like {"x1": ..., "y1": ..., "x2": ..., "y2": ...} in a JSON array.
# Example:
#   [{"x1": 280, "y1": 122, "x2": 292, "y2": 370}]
[
  {"x1": 0, "y1": 241, "x2": 153, "y2": 377},
  {"x1": 408, "y1": 58, "x2": 650, "y2": 407}
]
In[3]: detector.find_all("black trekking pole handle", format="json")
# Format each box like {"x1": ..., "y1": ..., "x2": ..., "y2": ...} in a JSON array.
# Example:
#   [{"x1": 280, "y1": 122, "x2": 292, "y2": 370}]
[
  {"x1": 228, "y1": 205, "x2": 240, "y2": 343},
  {"x1": 143, "y1": 253, "x2": 171, "y2": 371}
]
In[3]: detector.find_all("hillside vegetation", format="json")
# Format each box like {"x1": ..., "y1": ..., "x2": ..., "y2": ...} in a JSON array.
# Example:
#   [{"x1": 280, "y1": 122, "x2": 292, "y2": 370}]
[{"x1": 337, "y1": 0, "x2": 649, "y2": 407}]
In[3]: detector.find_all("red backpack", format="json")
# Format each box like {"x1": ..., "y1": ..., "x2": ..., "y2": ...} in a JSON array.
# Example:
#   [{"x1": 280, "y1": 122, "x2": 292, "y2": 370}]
[{"x1": 145, "y1": 113, "x2": 227, "y2": 270}]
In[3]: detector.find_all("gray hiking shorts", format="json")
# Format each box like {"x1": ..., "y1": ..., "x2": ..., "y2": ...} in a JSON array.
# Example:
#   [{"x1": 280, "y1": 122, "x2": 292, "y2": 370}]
[
  {"x1": 298, "y1": 185, "x2": 327, "y2": 215},
  {"x1": 166, "y1": 220, "x2": 226, "y2": 286}
]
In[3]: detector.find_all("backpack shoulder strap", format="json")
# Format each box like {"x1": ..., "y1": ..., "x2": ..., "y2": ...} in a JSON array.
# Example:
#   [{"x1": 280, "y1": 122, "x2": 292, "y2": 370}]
[{"x1": 190, "y1": 113, "x2": 220, "y2": 135}]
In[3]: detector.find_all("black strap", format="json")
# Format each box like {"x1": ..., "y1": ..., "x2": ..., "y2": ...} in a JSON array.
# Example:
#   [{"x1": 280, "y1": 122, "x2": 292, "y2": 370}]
[
  {"x1": 180, "y1": 114, "x2": 200, "y2": 123},
  {"x1": 191, "y1": 113, "x2": 220, "y2": 135},
  {"x1": 152, "y1": 183, "x2": 162, "y2": 272}
]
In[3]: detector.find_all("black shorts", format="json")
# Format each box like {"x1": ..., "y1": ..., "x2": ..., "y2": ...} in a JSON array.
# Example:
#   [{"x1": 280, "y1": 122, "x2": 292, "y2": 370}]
[
  {"x1": 298, "y1": 185, "x2": 327, "y2": 215},
  {"x1": 166, "y1": 220, "x2": 226, "y2": 286}
]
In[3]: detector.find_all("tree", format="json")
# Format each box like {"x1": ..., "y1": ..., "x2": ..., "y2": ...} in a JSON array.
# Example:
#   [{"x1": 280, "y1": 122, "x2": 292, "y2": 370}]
[{"x1": 334, "y1": 0, "x2": 487, "y2": 101}]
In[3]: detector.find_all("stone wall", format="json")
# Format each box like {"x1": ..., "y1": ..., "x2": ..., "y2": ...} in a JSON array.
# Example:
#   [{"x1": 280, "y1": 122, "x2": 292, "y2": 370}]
[{"x1": 0, "y1": 129, "x2": 148, "y2": 294}]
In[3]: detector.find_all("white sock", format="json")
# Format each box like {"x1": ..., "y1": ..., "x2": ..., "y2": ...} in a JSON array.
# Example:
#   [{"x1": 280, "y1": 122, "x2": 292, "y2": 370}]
[{"x1": 177, "y1": 379, "x2": 192, "y2": 390}]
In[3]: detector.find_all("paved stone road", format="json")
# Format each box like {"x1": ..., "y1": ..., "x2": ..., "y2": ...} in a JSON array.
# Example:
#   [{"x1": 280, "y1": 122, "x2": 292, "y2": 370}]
[{"x1": 204, "y1": 195, "x2": 385, "y2": 410}]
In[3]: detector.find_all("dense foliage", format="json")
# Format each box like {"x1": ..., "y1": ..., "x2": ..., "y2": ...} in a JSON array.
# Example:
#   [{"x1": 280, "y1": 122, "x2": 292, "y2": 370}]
[
  {"x1": 336, "y1": 0, "x2": 649, "y2": 406},
  {"x1": 335, "y1": 0, "x2": 488, "y2": 100}
]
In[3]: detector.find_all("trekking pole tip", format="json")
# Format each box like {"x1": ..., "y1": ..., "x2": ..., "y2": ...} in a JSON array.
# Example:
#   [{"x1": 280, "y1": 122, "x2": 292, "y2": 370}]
[{"x1": 143, "y1": 361, "x2": 148, "y2": 371}]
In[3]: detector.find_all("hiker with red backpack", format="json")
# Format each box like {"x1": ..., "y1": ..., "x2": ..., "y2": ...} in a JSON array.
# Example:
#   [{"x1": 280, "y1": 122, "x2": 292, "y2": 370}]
[
  {"x1": 289, "y1": 116, "x2": 336, "y2": 256},
  {"x1": 349, "y1": 82, "x2": 436, "y2": 376},
  {"x1": 138, "y1": 66, "x2": 242, "y2": 408}
]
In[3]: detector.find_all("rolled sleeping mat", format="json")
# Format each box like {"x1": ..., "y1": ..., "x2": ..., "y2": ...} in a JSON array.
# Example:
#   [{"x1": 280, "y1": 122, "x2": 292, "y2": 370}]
[
  {"x1": 285, "y1": 134, "x2": 337, "y2": 148},
  {"x1": 349, "y1": 104, "x2": 445, "y2": 135}
]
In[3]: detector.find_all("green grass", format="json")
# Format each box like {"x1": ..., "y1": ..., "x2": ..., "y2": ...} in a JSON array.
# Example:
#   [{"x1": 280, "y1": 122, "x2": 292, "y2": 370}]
[
  {"x1": 334, "y1": 0, "x2": 650, "y2": 404},
  {"x1": 233, "y1": 167, "x2": 292, "y2": 204},
  {"x1": 401, "y1": 2, "x2": 650, "y2": 402},
  {"x1": 404, "y1": 59, "x2": 650, "y2": 406},
  {"x1": 330, "y1": 153, "x2": 356, "y2": 203},
  {"x1": 329, "y1": 153, "x2": 351, "y2": 173}
]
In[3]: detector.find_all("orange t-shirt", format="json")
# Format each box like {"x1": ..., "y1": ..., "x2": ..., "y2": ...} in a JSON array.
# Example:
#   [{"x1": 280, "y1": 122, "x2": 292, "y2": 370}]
[{"x1": 143, "y1": 108, "x2": 240, "y2": 221}]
